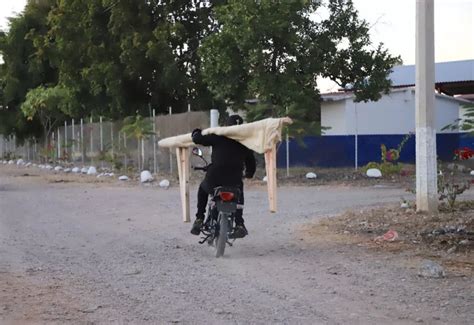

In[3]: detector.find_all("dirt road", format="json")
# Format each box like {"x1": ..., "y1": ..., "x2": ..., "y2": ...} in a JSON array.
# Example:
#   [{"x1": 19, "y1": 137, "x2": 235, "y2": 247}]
[{"x1": 0, "y1": 166, "x2": 472, "y2": 324}]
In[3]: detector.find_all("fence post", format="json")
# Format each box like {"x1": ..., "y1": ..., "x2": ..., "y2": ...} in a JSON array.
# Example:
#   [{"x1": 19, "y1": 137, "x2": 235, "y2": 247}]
[
  {"x1": 123, "y1": 132, "x2": 127, "y2": 171},
  {"x1": 141, "y1": 138, "x2": 145, "y2": 171},
  {"x1": 100, "y1": 116, "x2": 103, "y2": 168},
  {"x1": 169, "y1": 106, "x2": 173, "y2": 174},
  {"x1": 90, "y1": 116, "x2": 93, "y2": 164},
  {"x1": 72, "y1": 119, "x2": 75, "y2": 161},
  {"x1": 153, "y1": 109, "x2": 157, "y2": 174},
  {"x1": 80, "y1": 118, "x2": 84, "y2": 165},
  {"x1": 64, "y1": 120, "x2": 68, "y2": 160},
  {"x1": 57, "y1": 128, "x2": 61, "y2": 160},
  {"x1": 111, "y1": 121, "x2": 114, "y2": 157}
]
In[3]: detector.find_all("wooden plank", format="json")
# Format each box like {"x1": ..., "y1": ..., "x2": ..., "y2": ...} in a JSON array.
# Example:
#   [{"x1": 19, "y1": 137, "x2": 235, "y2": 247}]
[
  {"x1": 176, "y1": 147, "x2": 191, "y2": 222},
  {"x1": 264, "y1": 145, "x2": 277, "y2": 212}
]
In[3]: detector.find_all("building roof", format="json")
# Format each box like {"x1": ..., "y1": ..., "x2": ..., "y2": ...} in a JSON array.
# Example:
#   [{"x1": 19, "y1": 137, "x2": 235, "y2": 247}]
[
  {"x1": 389, "y1": 60, "x2": 474, "y2": 95},
  {"x1": 321, "y1": 87, "x2": 472, "y2": 105}
]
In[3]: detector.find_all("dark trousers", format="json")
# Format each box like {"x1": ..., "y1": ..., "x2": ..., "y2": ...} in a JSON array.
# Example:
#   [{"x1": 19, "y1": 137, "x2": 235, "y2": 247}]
[{"x1": 196, "y1": 180, "x2": 245, "y2": 225}]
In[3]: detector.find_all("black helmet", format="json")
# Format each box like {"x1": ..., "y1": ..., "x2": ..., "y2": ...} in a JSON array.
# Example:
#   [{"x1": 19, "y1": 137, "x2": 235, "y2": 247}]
[{"x1": 226, "y1": 114, "x2": 244, "y2": 126}]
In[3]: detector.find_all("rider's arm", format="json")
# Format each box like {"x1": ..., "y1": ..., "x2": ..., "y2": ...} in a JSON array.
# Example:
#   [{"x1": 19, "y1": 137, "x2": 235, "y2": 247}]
[
  {"x1": 192, "y1": 129, "x2": 220, "y2": 147},
  {"x1": 244, "y1": 150, "x2": 256, "y2": 178}
]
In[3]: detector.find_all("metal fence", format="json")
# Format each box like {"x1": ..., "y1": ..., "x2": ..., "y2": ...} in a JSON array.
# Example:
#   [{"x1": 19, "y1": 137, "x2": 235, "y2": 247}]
[{"x1": 0, "y1": 111, "x2": 209, "y2": 172}]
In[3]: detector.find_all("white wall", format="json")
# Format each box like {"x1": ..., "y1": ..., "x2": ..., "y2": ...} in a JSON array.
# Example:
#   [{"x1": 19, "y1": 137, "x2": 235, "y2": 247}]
[
  {"x1": 321, "y1": 89, "x2": 462, "y2": 135},
  {"x1": 320, "y1": 100, "x2": 348, "y2": 135}
]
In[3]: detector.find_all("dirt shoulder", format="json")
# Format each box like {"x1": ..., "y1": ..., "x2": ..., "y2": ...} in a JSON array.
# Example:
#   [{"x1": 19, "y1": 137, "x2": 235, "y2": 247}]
[{"x1": 300, "y1": 202, "x2": 474, "y2": 277}]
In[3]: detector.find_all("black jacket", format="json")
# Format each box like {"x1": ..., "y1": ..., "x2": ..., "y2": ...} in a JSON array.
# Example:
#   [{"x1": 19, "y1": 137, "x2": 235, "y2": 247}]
[{"x1": 192, "y1": 130, "x2": 256, "y2": 188}]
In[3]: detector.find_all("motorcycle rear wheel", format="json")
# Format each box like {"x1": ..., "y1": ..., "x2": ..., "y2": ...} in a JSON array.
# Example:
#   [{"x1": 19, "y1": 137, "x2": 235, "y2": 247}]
[{"x1": 215, "y1": 213, "x2": 228, "y2": 257}]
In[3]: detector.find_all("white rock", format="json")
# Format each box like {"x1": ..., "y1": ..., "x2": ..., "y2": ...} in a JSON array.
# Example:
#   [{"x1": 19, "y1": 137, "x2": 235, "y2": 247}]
[
  {"x1": 119, "y1": 175, "x2": 129, "y2": 181},
  {"x1": 263, "y1": 176, "x2": 268, "y2": 182},
  {"x1": 401, "y1": 202, "x2": 409, "y2": 208},
  {"x1": 72, "y1": 167, "x2": 80, "y2": 173},
  {"x1": 8, "y1": 160, "x2": 14, "y2": 165},
  {"x1": 25, "y1": 162, "x2": 32, "y2": 167},
  {"x1": 54, "y1": 166, "x2": 63, "y2": 171},
  {"x1": 305, "y1": 172, "x2": 317, "y2": 179},
  {"x1": 366, "y1": 168, "x2": 382, "y2": 178},
  {"x1": 45, "y1": 165, "x2": 53, "y2": 170},
  {"x1": 106, "y1": 172, "x2": 114, "y2": 177},
  {"x1": 63, "y1": 168, "x2": 71, "y2": 173},
  {"x1": 16, "y1": 159, "x2": 25, "y2": 165},
  {"x1": 2, "y1": 160, "x2": 6, "y2": 164},
  {"x1": 81, "y1": 167, "x2": 89, "y2": 174},
  {"x1": 470, "y1": 170, "x2": 474, "y2": 176},
  {"x1": 140, "y1": 170, "x2": 153, "y2": 183},
  {"x1": 159, "y1": 179, "x2": 170, "y2": 189},
  {"x1": 87, "y1": 166, "x2": 97, "y2": 175},
  {"x1": 96, "y1": 173, "x2": 105, "y2": 178},
  {"x1": 418, "y1": 260, "x2": 445, "y2": 278},
  {"x1": 32, "y1": 163, "x2": 37, "y2": 167}
]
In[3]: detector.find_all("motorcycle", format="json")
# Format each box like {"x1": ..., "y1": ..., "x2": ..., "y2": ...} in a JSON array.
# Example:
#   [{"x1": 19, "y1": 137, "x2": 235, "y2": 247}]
[{"x1": 192, "y1": 147, "x2": 243, "y2": 258}]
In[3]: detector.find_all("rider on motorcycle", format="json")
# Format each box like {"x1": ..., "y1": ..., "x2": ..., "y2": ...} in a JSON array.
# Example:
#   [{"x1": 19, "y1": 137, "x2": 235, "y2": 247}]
[{"x1": 190, "y1": 114, "x2": 256, "y2": 238}]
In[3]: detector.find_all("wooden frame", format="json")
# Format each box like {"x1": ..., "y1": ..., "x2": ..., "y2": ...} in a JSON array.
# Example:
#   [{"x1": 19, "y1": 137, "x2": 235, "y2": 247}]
[
  {"x1": 264, "y1": 144, "x2": 277, "y2": 213},
  {"x1": 176, "y1": 147, "x2": 190, "y2": 222}
]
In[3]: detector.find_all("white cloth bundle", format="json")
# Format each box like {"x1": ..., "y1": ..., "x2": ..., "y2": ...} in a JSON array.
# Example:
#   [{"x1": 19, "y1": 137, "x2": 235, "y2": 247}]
[{"x1": 158, "y1": 117, "x2": 292, "y2": 154}]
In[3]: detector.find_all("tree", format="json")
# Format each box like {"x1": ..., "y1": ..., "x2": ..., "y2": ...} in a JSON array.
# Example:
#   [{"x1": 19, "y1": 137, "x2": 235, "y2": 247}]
[
  {"x1": 120, "y1": 113, "x2": 155, "y2": 171},
  {"x1": 0, "y1": 0, "x2": 57, "y2": 141},
  {"x1": 199, "y1": 0, "x2": 401, "y2": 136},
  {"x1": 443, "y1": 103, "x2": 474, "y2": 134},
  {"x1": 20, "y1": 85, "x2": 72, "y2": 146}
]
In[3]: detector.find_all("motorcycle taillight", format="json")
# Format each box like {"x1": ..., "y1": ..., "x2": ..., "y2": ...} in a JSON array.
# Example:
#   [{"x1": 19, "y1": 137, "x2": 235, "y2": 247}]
[{"x1": 219, "y1": 192, "x2": 235, "y2": 202}]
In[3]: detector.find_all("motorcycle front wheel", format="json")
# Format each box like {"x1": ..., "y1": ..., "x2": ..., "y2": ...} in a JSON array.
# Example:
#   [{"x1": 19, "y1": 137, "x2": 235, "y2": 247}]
[{"x1": 215, "y1": 212, "x2": 228, "y2": 258}]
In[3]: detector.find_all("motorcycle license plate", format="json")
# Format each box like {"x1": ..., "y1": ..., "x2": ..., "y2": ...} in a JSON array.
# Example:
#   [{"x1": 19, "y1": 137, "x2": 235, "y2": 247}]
[{"x1": 216, "y1": 201, "x2": 237, "y2": 213}]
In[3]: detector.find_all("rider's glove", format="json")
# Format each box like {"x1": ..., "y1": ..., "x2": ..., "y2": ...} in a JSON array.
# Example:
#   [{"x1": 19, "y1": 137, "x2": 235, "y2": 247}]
[{"x1": 192, "y1": 128, "x2": 202, "y2": 138}]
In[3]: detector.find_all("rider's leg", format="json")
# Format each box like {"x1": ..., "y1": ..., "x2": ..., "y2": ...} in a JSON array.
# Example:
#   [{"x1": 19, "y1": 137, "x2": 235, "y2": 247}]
[
  {"x1": 196, "y1": 183, "x2": 208, "y2": 219},
  {"x1": 231, "y1": 182, "x2": 248, "y2": 238},
  {"x1": 191, "y1": 182, "x2": 210, "y2": 235},
  {"x1": 234, "y1": 184, "x2": 245, "y2": 225}
]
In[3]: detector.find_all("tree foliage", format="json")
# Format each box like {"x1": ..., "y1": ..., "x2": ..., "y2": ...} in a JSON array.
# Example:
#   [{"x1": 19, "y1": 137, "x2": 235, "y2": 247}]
[
  {"x1": 1, "y1": 0, "x2": 401, "y2": 142},
  {"x1": 21, "y1": 85, "x2": 72, "y2": 143},
  {"x1": 199, "y1": 0, "x2": 401, "y2": 136}
]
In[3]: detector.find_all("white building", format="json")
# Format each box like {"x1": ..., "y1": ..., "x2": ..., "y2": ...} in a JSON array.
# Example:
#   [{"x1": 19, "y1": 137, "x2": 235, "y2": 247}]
[{"x1": 321, "y1": 88, "x2": 469, "y2": 136}]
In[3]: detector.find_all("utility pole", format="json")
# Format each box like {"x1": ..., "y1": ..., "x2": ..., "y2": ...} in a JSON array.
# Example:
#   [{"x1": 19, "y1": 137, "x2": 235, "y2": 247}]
[{"x1": 416, "y1": 0, "x2": 438, "y2": 212}]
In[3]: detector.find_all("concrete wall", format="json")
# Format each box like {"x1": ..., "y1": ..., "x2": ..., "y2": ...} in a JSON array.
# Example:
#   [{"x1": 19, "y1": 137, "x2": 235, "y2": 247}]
[
  {"x1": 320, "y1": 100, "x2": 347, "y2": 135},
  {"x1": 321, "y1": 90, "x2": 463, "y2": 135}
]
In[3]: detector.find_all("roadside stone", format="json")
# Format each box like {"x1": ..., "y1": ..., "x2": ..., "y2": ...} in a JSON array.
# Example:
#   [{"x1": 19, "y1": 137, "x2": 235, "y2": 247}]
[
  {"x1": 305, "y1": 172, "x2": 317, "y2": 179},
  {"x1": 366, "y1": 168, "x2": 382, "y2": 178},
  {"x1": 447, "y1": 246, "x2": 457, "y2": 254},
  {"x1": 159, "y1": 179, "x2": 170, "y2": 189},
  {"x1": 72, "y1": 167, "x2": 80, "y2": 173},
  {"x1": 87, "y1": 166, "x2": 97, "y2": 175},
  {"x1": 213, "y1": 308, "x2": 225, "y2": 314},
  {"x1": 418, "y1": 260, "x2": 445, "y2": 278},
  {"x1": 447, "y1": 163, "x2": 467, "y2": 172},
  {"x1": 119, "y1": 175, "x2": 129, "y2": 181},
  {"x1": 54, "y1": 166, "x2": 63, "y2": 172},
  {"x1": 81, "y1": 167, "x2": 88, "y2": 174},
  {"x1": 140, "y1": 170, "x2": 153, "y2": 183}
]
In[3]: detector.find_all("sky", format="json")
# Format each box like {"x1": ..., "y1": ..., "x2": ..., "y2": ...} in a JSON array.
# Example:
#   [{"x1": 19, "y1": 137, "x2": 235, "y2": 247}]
[{"x1": 0, "y1": 0, "x2": 472, "y2": 92}]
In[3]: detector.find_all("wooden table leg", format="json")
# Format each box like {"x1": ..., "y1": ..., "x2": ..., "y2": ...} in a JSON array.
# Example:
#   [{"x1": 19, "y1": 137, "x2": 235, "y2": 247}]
[
  {"x1": 176, "y1": 147, "x2": 190, "y2": 222},
  {"x1": 264, "y1": 145, "x2": 277, "y2": 213}
]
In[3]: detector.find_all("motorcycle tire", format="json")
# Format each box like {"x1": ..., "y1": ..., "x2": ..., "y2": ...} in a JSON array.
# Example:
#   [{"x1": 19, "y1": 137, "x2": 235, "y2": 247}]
[{"x1": 215, "y1": 212, "x2": 228, "y2": 257}]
